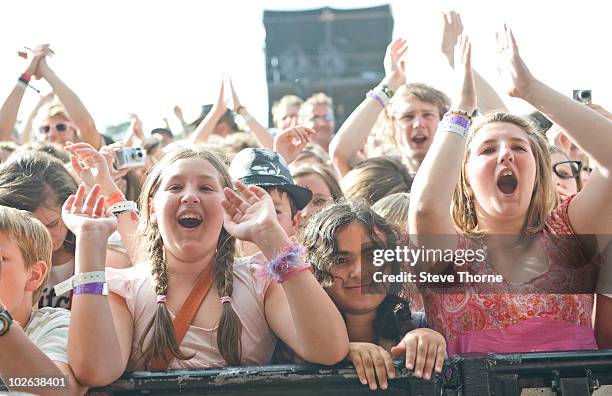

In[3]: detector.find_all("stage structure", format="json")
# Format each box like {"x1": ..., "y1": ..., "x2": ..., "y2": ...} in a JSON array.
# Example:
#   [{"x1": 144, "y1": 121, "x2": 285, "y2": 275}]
[{"x1": 263, "y1": 5, "x2": 393, "y2": 128}]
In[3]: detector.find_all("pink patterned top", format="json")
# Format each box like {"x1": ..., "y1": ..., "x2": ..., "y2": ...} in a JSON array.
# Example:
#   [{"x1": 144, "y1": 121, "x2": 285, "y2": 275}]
[{"x1": 421, "y1": 195, "x2": 599, "y2": 355}]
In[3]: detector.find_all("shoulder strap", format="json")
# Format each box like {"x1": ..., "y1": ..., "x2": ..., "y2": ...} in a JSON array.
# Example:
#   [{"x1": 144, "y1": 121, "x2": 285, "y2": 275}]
[{"x1": 151, "y1": 265, "x2": 215, "y2": 370}]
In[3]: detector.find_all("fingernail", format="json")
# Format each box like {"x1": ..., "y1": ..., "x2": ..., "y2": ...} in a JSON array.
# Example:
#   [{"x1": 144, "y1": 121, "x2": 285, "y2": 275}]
[
  {"x1": 415, "y1": 370, "x2": 422, "y2": 377},
  {"x1": 424, "y1": 373, "x2": 431, "y2": 380},
  {"x1": 407, "y1": 363, "x2": 413, "y2": 370}
]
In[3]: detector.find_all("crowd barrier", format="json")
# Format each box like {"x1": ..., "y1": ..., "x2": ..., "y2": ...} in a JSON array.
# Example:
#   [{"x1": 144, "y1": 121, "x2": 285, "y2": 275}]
[{"x1": 86, "y1": 350, "x2": 612, "y2": 396}]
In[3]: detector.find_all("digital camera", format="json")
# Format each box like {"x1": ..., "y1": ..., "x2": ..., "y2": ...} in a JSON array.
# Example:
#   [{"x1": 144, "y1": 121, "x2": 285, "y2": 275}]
[
  {"x1": 113, "y1": 147, "x2": 145, "y2": 170},
  {"x1": 572, "y1": 89, "x2": 592, "y2": 104}
]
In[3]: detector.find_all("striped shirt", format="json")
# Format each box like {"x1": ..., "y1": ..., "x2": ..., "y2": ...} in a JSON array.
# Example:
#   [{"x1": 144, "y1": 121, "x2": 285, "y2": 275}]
[{"x1": 24, "y1": 307, "x2": 70, "y2": 364}]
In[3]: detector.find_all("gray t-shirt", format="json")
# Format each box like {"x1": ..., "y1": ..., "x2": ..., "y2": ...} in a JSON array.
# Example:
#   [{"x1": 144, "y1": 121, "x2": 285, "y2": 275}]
[{"x1": 24, "y1": 307, "x2": 70, "y2": 364}]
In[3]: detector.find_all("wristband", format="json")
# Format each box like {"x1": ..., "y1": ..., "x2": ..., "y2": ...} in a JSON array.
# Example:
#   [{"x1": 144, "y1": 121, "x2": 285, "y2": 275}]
[
  {"x1": 107, "y1": 200, "x2": 138, "y2": 217},
  {"x1": 367, "y1": 90, "x2": 387, "y2": 108},
  {"x1": 381, "y1": 84, "x2": 394, "y2": 99},
  {"x1": 74, "y1": 282, "x2": 108, "y2": 296},
  {"x1": 242, "y1": 114, "x2": 254, "y2": 123},
  {"x1": 20, "y1": 72, "x2": 32, "y2": 82},
  {"x1": 54, "y1": 271, "x2": 106, "y2": 296},
  {"x1": 256, "y1": 242, "x2": 309, "y2": 283},
  {"x1": 105, "y1": 191, "x2": 126, "y2": 209}
]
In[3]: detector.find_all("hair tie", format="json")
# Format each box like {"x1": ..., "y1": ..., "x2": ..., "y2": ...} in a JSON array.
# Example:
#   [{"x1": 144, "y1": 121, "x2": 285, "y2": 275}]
[
  {"x1": 156, "y1": 295, "x2": 167, "y2": 304},
  {"x1": 219, "y1": 296, "x2": 232, "y2": 304}
]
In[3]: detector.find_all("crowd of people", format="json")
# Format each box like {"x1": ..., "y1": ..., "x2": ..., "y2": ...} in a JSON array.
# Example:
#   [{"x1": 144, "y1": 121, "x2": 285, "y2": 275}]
[{"x1": 0, "y1": 10, "x2": 611, "y2": 395}]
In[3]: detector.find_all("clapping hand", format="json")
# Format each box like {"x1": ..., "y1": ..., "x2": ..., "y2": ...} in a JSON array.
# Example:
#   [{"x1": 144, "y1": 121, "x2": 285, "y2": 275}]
[
  {"x1": 452, "y1": 34, "x2": 477, "y2": 114},
  {"x1": 495, "y1": 25, "x2": 536, "y2": 99},
  {"x1": 383, "y1": 38, "x2": 408, "y2": 89},
  {"x1": 440, "y1": 11, "x2": 464, "y2": 67},
  {"x1": 273, "y1": 126, "x2": 314, "y2": 164},
  {"x1": 221, "y1": 181, "x2": 284, "y2": 245},
  {"x1": 61, "y1": 184, "x2": 118, "y2": 237}
]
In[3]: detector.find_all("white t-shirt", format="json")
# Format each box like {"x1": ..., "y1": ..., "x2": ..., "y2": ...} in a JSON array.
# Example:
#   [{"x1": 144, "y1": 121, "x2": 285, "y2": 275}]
[
  {"x1": 38, "y1": 259, "x2": 74, "y2": 309},
  {"x1": 24, "y1": 307, "x2": 70, "y2": 364}
]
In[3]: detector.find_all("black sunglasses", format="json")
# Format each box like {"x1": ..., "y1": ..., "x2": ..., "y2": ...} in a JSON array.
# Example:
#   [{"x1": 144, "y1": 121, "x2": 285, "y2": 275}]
[
  {"x1": 553, "y1": 160, "x2": 582, "y2": 179},
  {"x1": 39, "y1": 123, "x2": 69, "y2": 134}
]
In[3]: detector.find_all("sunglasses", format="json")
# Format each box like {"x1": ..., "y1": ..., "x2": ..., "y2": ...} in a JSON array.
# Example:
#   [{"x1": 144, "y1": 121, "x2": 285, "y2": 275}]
[
  {"x1": 39, "y1": 123, "x2": 71, "y2": 134},
  {"x1": 311, "y1": 113, "x2": 335, "y2": 122},
  {"x1": 553, "y1": 160, "x2": 582, "y2": 179}
]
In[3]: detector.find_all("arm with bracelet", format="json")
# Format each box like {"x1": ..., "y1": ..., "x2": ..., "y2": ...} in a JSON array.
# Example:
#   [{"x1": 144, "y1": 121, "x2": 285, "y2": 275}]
[
  {"x1": 222, "y1": 181, "x2": 349, "y2": 365},
  {"x1": 61, "y1": 184, "x2": 132, "y2": 386},
  {"x1": 329, "y1": 39, "x2": 406, "y2": 177},
  {"x1": 408, "y1": 34, "x2": 475, "y2": 265},
  {"x1": 0, "y1": 45, "x2": 52, "y2": 142},
  {"x1": 231, "y1": 79, "x2": 273, "y2": 148},
  {"x1": 64, "y1": 142, "x2": 141, "y2": 264}
]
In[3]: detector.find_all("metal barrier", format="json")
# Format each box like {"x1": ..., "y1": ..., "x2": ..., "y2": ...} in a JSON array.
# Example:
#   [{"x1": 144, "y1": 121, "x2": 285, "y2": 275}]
[{"x1": 88, "y1": 350, "x2": 612, "y2": 396}]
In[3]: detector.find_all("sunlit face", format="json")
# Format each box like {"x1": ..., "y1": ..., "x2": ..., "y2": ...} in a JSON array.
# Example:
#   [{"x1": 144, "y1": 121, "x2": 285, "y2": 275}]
[
  {"x1": 392, "y1": 97, "x2": 440, "y2": 163},
  {"x1": 276, "y1": 105, "x2": 300, "y2": 130},
  {"x1": 267, "y1": 189, "x2": 298, "y2": 238},
  {"x1": 152, "y1": 158, "x2": 225, "y2": 262},
  {"x1": 305, "y1": 104, "x2": 335, "y2": 150},
  {"x1": 294, "y1": 173, "x2": 334, "y2": 228},
  {"x1": 551, "y1": 152, "x2": 578, "y2": 200},
  {"x1": 0, "y1": 232, "x2": 35, "y2": 312},
  {"x1": 32, "y1": 205, "x2": 68, "y2": 254},
  {"x1": 38, "y1": 114, "x2": 77, "y2": 146},
  {"x1": 326, "y1": 223, "x2": 387, "y2": 315},
  {"x1": 466, "y1": 122, "x2": 537, "y2": 221}
]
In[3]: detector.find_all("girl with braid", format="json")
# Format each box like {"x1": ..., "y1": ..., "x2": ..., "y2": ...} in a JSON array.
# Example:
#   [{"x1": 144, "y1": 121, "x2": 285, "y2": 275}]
[{"x1": 63, "y1": 147, "x2": 349, "y2": 387}]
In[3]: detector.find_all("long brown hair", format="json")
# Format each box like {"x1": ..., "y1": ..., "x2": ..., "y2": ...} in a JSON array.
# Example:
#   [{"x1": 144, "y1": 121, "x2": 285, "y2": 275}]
[
  {"x1": 137, "y1": 146, "x2": 242, "y2": 368},
  {"x1": 452, "y1": 112, "x2": 558, "y2": 237}
]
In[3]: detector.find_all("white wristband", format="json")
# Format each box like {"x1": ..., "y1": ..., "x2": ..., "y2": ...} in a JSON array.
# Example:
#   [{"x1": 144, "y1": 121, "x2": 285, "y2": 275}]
[
  {"x1": 54, "y1": 271, "x2": 106, "y2": 296},
  {"x1": 107, "y1": 201, "x2": 138, "y2": 216},
  {"x1": 439, "y1": 122, "x2": 468, "y2": 139}
]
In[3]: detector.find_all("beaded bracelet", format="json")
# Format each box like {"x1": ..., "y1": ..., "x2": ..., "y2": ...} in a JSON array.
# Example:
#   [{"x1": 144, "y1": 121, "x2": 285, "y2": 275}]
[
  {"x1": 256, "y1": 242, "x2": 310, "y2": 283},
  {"x1": 445, "y1": 109, "x2": 473, "y2": 121},
  {"x1": 380, "y1": 84, "x2": 394, "y2": 99}
]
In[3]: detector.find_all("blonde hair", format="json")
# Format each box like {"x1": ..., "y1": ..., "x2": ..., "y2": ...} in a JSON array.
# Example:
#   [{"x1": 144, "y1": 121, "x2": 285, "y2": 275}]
[
  {"x1": 452, "y1": 112, "x2": 558, "y2": 237},
  {"x1": 137, "y1": 147, "x2": 241, "y2": 368},
  {"x1": 341, "y1": 157, "x2": 413, "y2": 205},
  {"x1": 0, "y1": 205, "x2": 52, "y2": 304},
  {"x1": 298, "y1": 92, "x2": 333, "y2": 124},
  {"x1": 272, "y1": 95, "x2": 303, "y2": 127},
  {"x1": 372, "y1": 192, "x2": 410, "y2": 232},
  {"x1": 373, "y1": 83, "x2": 450, "y2": 150}
]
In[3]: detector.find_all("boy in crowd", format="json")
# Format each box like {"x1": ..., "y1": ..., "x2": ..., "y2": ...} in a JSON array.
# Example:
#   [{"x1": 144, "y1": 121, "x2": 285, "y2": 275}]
[
  {"x1": 228, "y1": 148, "x2": 312, "y2": 256},
  {"x1": 0, "y1": 205, "x2": 84, "y2": 395}
]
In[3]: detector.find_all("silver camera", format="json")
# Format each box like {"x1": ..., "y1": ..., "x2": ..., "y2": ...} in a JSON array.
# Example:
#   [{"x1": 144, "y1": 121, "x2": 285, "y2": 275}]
[
  {"x1": 113, "y1": 147, "x2": 145, "y2": 170},
  {"x1": 572, "y1": 89, "x2": 592, "y2": 104}
]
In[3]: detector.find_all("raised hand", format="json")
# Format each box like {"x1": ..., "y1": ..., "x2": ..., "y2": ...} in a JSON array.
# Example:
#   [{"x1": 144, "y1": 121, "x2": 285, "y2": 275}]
[
  {"x1": 440, "y1": 11, "x2": 464, "y2": 67},
  {"x1": 390, "y1": 328, "x2": 446, "y2": 380},
  {"x1": 221, "y1": 181, "x2": 284, "y2": 244},
  {"x1": 126, "y1": 113, "x2": 145, "y2": 140},
  {"x1": 273, "y1": 126, "x2": 314, "y2": 164},
  {"x1": 347, "y1": 342, "x2": 395, "y2": 391},
  {"x1": 229, "y1": 79, "x2": 242, "y2": 113},
  {"x1": 453, "y1": 34, "x2": 477, "y2": 114},
  {"x1": 383, "y1": 38, "x2": 408, "y2": 89},
  {"x1": 65, "y1": 142, "x2": 119, "y2": 195},
  {"x1": 62, "y1": 184, "x2": 118, "y2": 237},
  {"x1": 21, "y1": 44, "x2": 54, "y2": 79},
  {"x1": 212, "y1": 79, "x2": 228, "y2": 116},
  {"x1": 173, "y1": 105, "x2": 185, "y2": 121},
  {"x1": 495, "y1": 25, "x2": 536, "y2": 99}
]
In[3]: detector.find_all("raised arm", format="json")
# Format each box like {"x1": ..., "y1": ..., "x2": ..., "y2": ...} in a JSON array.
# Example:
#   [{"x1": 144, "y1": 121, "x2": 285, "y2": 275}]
[
  {"x1": 64, "y1": 142, "x2": 140, "y2": 264},
  {"x1": 222, "y1": 182, "x2": 349, "y2": 365},
  {"x1": 0, "y1": 45, "x2": 52, "y2": 142},
  {"x1": 173, "y1": 105, "x2": 191, "y2": 138},
  {"x1": 63, "y1": 185, "x2": 133, "y2": 386},
  {"x1": 441, "y1": 11, "x2": 507, "y2": 113},
  {"x1": 189, "y1": 80, "x2": 226, "y2": 144},
  {"x1": 329, "y1": 39, "x2": 407, "y2": 176},
  {"x1": 495, "y1": 25, "x2": 612, "y2": 235},
  {"x1": 230, "y1": 79, "x2": 273, "y2": 148},
  {"x1": 408, "y1": 35, "x2": 475, "y2": 244},
  {"x1": 38, "y1": 57, "x2": 103, "y2": 149}
]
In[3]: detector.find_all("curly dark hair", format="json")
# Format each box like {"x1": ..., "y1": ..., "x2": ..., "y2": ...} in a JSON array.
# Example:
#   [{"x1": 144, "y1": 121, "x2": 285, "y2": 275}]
[{"x1": 300, "y1": 199, "x2": 414, "y2": 342}]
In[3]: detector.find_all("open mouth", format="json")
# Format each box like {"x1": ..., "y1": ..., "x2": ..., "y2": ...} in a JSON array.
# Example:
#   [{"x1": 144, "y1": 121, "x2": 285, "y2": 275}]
[
  {"x1": 177, "y1": 213, "x2": 203, "y2": 228},
  {"x1": 497, "y1": 170, "x2": 518, "y2": 195},
  {"x1": 412, "y1": 135, "x2": 427, "y2": 144}
]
